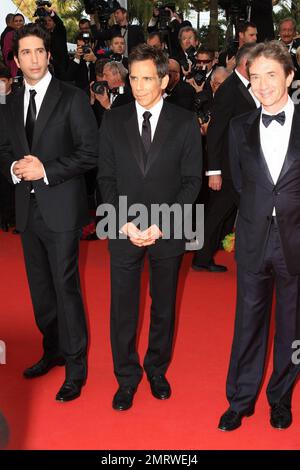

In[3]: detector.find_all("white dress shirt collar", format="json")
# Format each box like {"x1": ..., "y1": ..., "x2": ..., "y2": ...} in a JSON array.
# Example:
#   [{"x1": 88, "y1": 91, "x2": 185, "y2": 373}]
[
  {"x1": 24, "y1": 70, "x2": 52, "y2": 97},
  {"x1": 135, "y1": 98, "x2": 164, "y2": 140}
]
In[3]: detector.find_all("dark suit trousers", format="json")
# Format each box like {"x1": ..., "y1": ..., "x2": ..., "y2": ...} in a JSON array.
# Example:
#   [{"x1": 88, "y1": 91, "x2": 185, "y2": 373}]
[
  {"x1": 21, "y1": 197, "x2": 88, "y2": 381},
  {"x1": 193, "y1": 179, "x2": 238, "y2": 265},
  {"x1": 110, "y1": 249, "x2": 182, "y2": 387},
  {"x1": 226, "y1": 220, "x2": 300, "y2": 414}
]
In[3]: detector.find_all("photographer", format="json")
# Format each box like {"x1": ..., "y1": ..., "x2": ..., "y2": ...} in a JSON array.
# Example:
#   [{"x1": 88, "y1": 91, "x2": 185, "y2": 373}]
[
  {"x1": 109, "y1": 34, "x2": 128, "y2": 69},
  {"x1": 91, "y1": 60, "x2": 133, "y2": 126},
  {"x1": 40, "y1": 6, "x2": 69, "y2": 79},
  {"x1": 164, "y1": 58, "x2": 196, "y2": 111},
  {"x1": 278, "y1": 18, "x2": 300, "y2": 81},
  {"x1": 175, "y1": 26, "x2": 199, "y2": 78},
  {"x1": 147, "y1": 3, "x2": 191, "y2": 57},
  {"x1": 218, "y1": 21, "x2": 257, "y2": 70},
  {"x1": 65, "y1": 32, "x2": 97, "y2": 94},
  {"x1": 219, "y1": 0, "x2": 274, "y2": 43},
  {"x1": 186, "y1": 47, "x2": 217, "y2": 94},
  {"x1": 90, "y1": 5, "x2": 145, "y2": 57},
  {"x1": 147, "y1": 31, "x2": 167, "y2": 53}
]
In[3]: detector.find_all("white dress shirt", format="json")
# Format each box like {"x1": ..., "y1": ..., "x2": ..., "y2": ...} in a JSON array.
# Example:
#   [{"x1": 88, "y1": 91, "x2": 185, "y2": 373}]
[
  {"x1": 135, "y1": 98, "x2": 164, "y2": 140},
  {"x1": 260, "y1": 96, "x2": 294, "y2": 215},
  {"x1": 11, "y1": 71, "x2": 52, "y2": 186}
]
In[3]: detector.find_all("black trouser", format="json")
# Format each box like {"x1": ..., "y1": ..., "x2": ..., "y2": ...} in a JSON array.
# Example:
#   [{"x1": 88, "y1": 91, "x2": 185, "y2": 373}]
[
  {"x1": 226, "y1": 219, "x2": 300, "y2": 413},
  {"x1": 193, "y1": 179, "x2": 238, "y2": 265},
  {"x1": 110, "y1": 250, "x2": 182, "y2": 388},
  {"x1": 21, "y1": 196, "x2": 87, "y2": 381}
]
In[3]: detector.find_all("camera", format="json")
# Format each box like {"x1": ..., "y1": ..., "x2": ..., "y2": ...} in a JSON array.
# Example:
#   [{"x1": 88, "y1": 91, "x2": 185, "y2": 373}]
[
  {"x1": 83, "y1": 0, "x2": 120, "y2": 17},
  {"x1": 218, "y1": 1, "x2": 252, "y2": 29},
  {"x1": 12, "y1": 75, "x2": 24, "y2": 91},
  {"x1": 194, "y1": 95, "x2": 211, "y2": 123},
  {"x1": 34, "y1": 0, "x2": 52, "y2": 17},
  {"x1": 92, "y1": 80, "x2": 124, "y2": 96},
  {"x1": 154, "y1": 2, "x2": 176, "y2": 31},
  {"x1": 81, "y1": 32, "x2": 92, "y2": 54},
  {"x1": 91, "y1": 80, "x2": 109, "y2": 95}
]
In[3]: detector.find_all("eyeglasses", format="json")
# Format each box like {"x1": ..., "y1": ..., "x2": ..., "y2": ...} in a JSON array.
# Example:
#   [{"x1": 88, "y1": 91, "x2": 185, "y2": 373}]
[{"x1": 196, "y1": 59, "x2": 213, "y2": 64}]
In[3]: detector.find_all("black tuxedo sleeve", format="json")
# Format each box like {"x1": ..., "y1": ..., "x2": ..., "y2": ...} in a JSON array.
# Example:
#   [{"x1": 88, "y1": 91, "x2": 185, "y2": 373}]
[
  {"x1": 97, "y1": 111, "x2": 119, "y2": 208},
  {"x1": 43, "y1": 89, "x2": 98, "y2": 185},
  {"x1": 0, "y1": 107, "x2": 14, "y2": 182},
  {"x1": 207, "y1": 83, "x2": 235, "y2": 172},
  {"x1": 175, "y1": 114, "x2": 202, "y2": 206},
  {"x1": 229, "y1": 120, "x2": 242, "y2": 195}
]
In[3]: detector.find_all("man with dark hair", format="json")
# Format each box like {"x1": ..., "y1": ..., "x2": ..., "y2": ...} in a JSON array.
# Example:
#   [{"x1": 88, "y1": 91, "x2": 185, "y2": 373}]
[
  {"x1": 90, "y1": 6, "x2": 145, "y2": 58},
  {"x1": 147, "y1": 31, "x2": 166, "y2": 52},
  {"x1": 218, "y1": 21, "x2": 257, "y2": 69},
  {"x1": 98, "y1": 44, "x2": 202, "y2": 411},
  {"x1": 79, "y1": 18, "x2": 91, "y2": 33},
  {"x1": 219, "y1": 40, "x2": 300, "y2": 431},
  {"x1": 0, "y1": 23, "x2": 98, "y2": 402},
  {"x1": 109, "y1": 34, "x2": 128, "y2": 69},
  {"x1": 65, "y1": 32, "x2": 97, "y2": 93}
]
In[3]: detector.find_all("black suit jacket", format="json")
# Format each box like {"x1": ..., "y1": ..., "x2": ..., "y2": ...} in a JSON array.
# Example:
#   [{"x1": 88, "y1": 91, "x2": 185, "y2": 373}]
[
  {"x1": 64, "y1": 59, "x2": 96, "y2": 94},
  {"x1": 165, "y1": 80, "x2": 196, "y2": 111},
  {"x1": 0, "y1": 77, "x2": 98, "y2": 232},
  {"x1": 250, "y1": 0, "x2": 274, "y2": 43},
  {"x1": 98, "y1": 101, "x2": 202, "y2": 259},
  {"x1": 230, "y1": 105, "x2": 300, "y2": 275},
  {"x1": 207, "y1": 71, "x2": 257, "y2": 179},
  {"x1": 92, "y1": 24, "x2": 145, "y2": 55}
]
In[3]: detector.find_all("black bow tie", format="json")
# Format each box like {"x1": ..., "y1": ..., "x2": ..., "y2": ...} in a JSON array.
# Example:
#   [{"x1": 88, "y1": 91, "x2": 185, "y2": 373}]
[{"x1": 262, "y1": 111, "x2": 286, "y2": 128}]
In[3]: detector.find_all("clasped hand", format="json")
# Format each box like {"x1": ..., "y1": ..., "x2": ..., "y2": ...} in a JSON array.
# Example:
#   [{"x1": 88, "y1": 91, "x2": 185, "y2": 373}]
[
  {"x1": 121, "y1": 222, "x2": 163, "y2": 247},
  {"x1": 13, "y1": 155, "x2": 45, "y2": 181}
]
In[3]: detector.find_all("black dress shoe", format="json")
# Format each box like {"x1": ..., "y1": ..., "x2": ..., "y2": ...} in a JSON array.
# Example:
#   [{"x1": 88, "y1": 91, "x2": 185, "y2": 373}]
[
  {"x1": 23, "y1": 356, "x2": 65, "y2": 379},
  {"x1": 56, "y1": 379, "x2": 84, "y2": 402},
  {"x1": 218, "y1": 408, "x2": 254, "y2": 431},
  {"x1": 192, "y1": 261, "x2": 227, "y2": 272},
  {"x1": 112, "y1": 385, "x2": 136, "y2": 411},
  {"x1": 149, "y1": 375, "x2": 171, "y2": 400},
  {"x1": 270, "y1": 404, "x2": 292, "y2": 429}
]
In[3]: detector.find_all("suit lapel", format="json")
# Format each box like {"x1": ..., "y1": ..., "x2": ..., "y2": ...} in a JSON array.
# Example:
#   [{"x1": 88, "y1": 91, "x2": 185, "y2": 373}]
[
  {"x1": 245, "y1": 108, "x2": 274, "y2": 187},
  {"x1": 237, "y1": 81, "x2": 256, "y2": 108},
  {"x1": 145, "y1": 102, "x2": 172, "y2": 175},
  {"x1": 124, "y1": 103, "x2": 145, "y2": 175},
  {"x1": 12, "y1": 86, "x2": 30, "y2": 153},
  {"x1": 32, "y1": 77, "x2": 62, "y2": 151},
  {"x1": 277, "y1": 105, "x2": 300, "y2": 182}
]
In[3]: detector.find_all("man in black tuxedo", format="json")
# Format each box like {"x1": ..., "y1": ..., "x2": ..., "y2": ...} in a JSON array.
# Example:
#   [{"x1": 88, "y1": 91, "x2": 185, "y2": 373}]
[
  {"x1": 219, "y1": 41, "x2": 300, "y2": 431},
  {"x1": 192, "y1": 43, "x2": 258, "y2": 272},
  {"x1": 91, "y1": 7, "x2": 145, "y2": 58},
  {"x1": 98, "y1": 44, "x2": 202, "y2": 411},
  {"x1": 0, "y1": 24, "x2": 98, "y2": 402}
]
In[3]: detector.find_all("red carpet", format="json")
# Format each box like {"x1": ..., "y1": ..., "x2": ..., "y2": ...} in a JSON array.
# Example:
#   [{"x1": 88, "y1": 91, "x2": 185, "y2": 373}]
[{"x1": 0, "y1": 231, "x2": 299, "y2": 450}]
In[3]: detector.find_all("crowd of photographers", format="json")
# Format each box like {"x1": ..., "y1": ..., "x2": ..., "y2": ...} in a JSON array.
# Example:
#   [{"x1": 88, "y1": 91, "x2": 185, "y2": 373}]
[{"x1": 1, "y1": 0, "x2": 300, "y2": 253}]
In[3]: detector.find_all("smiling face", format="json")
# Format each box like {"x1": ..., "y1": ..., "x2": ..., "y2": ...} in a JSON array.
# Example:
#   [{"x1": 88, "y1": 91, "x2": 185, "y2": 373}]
[
  {"x1": 249, "y1": 55, "x2": 294, "y2": 113},
  {"x1": 14, "y1": 35, "x2": 50, "y2": 86},
  {"x1": 129, "y1": 59, "x2": 169, "y2": 109}
]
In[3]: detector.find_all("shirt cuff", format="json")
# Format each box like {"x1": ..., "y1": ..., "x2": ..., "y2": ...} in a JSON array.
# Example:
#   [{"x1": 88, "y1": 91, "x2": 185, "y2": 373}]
[
  {"x1": 11, "y1": 161, "x2": 21, "y2": 184},
  {"x1": 43, "y1": 165, "x2": 49, "y2": 185},
  {"x1": 206, "y1": 170, "x2": 222, "y2": 176}
]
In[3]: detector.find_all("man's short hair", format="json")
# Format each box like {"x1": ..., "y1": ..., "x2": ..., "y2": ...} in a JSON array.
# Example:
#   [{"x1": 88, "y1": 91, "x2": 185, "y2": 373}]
[
  {"x1": 237, "y1": 21, "x2": 257, "y2": 35},
  {"x1": 279, "y1": 17, "x2": 297, "y2": 31},
  {"x1": 235, "y1": 42, "x2": 256, "y2": 67},
  {"x1": 129, "y1": 44, "x2": 168, "y2": 79},
  {"x1": 79, "y1": 18, "x2": 90, "y2": 26},
  {"x1": 196, "y1": 46, "x2": 215, "y2": 60},
  {"x1": 178, "y1": 26, "x2": 198, "y2": 44},
  {"x1": 147, "y1": 31, "x2": 165, "y2": 44},
  {"x1": 0, "y1": 64, "x2": 12, "y2": 79},
  {"x1": 104, "y1": 61, "x2": 128, "y2": 82},
  {"x1": 110, "y1": 33, "x2": 125, "y2": 42},
  {"x1": 6, "y1": 13, "x2": 15, "y2": 25},
  {"x1": 246, "y1": 40, "x2": 294, "y2": 78},
  {"x1": 13, "y1": 23, "x2": 51, "y2": 57}
]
